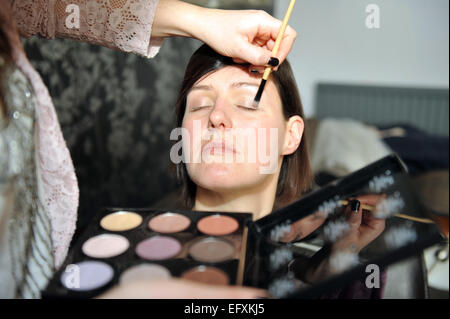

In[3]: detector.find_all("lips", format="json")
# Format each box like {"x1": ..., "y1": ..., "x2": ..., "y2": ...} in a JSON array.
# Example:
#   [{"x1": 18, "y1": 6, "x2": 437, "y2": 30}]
[{"x1": 202, "y1": 140, "x2": 237, "y2": 155}]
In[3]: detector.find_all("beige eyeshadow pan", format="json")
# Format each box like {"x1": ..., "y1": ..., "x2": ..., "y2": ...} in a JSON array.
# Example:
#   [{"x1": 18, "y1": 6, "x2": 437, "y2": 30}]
[
  {"x1": 119, "y1": 264, "x2": 171, "y2": 285},
  {"x1": 189, "y1": 237, "x2": 235, "y2": 263},
  {"x1": 100, "y1": 211, "x2": 143, "y2": 231}
]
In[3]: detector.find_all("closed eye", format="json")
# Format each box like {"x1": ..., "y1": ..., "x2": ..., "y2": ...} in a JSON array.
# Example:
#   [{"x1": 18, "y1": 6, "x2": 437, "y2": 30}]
[
  {"x1": 190, "y1": 105, "x2": 213, "y2": 112},
  {"x1": 237, "y1": 104, "x2": 257, "y2": 111}
]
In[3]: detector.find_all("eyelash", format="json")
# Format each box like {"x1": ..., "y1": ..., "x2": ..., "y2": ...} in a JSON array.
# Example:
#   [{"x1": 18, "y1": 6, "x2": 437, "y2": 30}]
[
  {"x1": 189, "y1": 105, "x2": 257, "y2": 112},
  {"x1": 237, "y1": 105, "x2": 257, "y2": 111},
  {"x1": 190, "y1": 106, "x2": 212, "y2": 112}
]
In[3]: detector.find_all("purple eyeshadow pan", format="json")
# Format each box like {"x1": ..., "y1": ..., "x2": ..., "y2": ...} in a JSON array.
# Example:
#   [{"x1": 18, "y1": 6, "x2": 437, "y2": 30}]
[
  {"x1": 60, "y1": 261, "x2": 114, "y2": 291},
  {"x1": 135, "y1": 236, "x2": 182, "y2": 260}
]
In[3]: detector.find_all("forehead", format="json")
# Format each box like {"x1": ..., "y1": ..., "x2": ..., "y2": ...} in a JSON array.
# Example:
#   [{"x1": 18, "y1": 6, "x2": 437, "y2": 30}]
[{"x1": 189, "y1": 65, "x2": 279, "y2": 97}]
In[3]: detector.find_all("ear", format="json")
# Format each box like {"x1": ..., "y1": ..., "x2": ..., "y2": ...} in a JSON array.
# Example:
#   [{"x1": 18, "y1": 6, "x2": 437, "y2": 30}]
[{"x1": 282, "y1": 116, "x2": 304, "y2": 156}]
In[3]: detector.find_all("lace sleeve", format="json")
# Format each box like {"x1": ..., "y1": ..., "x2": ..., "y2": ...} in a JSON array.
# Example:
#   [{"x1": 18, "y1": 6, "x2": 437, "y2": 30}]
[{"x1": 12, "y1": 0, "x2": 163, "y2": 58}]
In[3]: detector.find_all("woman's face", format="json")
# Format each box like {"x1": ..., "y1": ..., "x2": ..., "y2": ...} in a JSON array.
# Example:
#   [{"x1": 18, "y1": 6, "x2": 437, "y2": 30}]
[{"x1": 181, "y1": 65, "x2": 290, "y2": 194}]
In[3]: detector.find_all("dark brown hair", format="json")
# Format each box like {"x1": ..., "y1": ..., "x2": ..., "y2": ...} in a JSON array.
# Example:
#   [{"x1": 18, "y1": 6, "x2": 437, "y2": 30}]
[
  {"x1": 173, "y1": 44, "x2": 313, "y2": 211},
  {"x1": 0, "y1": 1, "x2": 15, "y2": 119}
]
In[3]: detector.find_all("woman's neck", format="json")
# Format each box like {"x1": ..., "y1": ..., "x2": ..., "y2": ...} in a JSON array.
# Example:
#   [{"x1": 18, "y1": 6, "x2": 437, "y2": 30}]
[{"x1": 193, "y1": 173, "x2": 280, "y2": 220}]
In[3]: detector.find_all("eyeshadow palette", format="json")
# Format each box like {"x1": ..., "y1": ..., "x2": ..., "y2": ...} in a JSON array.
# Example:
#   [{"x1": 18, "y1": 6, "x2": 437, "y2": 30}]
[{"x1": 42, "y1": 209, "x2": 252, "y2": 298}]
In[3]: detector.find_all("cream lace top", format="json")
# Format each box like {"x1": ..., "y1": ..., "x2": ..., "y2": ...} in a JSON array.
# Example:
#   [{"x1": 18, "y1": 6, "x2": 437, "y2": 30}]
[{"x1": 10, "y1": 0, "x2": 162, "y2": 270}]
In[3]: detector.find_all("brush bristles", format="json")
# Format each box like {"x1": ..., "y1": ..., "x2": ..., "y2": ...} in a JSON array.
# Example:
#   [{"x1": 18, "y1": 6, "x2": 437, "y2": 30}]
[{"x1": 253, "y1": 79, "x2": 267, "y2": 108}]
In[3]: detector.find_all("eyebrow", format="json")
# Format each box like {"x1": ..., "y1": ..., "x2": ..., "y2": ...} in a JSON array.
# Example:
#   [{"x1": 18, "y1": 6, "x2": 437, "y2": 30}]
[
  {"x1": 190, "y1": 82, "x2": 259, "y2": 92},
  {"x1": 230, "y1": 82, "x2": 259, "y2": 89}
]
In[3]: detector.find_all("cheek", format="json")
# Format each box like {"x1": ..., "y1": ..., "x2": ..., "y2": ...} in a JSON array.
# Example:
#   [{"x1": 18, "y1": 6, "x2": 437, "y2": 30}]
[
  {"x1": 252, "y1": 118, "x2": 286, "y2": 156},
  {"x1": 181, "y1": 120, "x2": 192, "y2": 151},
  {"x1": 181, "y1": 119, "x2": 206, "y2": 166}
]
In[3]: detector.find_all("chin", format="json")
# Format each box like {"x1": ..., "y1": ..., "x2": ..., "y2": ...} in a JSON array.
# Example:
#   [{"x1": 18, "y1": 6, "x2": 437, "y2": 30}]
[{"x1": 188, "y1": 164, "x2": 259, "y2": 192}]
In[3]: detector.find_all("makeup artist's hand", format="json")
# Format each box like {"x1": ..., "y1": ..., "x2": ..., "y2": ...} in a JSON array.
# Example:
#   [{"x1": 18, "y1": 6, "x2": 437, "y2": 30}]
[
  {"x1": 97, "y1": 278, "x2": 269, "y2": 299},
  {"x1": 299, "y1": 195, "x2": 386, "y2": 283},
  {"x1": 279, "y1": 213, "x2": 327, "y2": 243},
  {"x1": 333, "y1": 195, "x2": 386, "y2": 254},
  {"x1": 152, "y1": 0, "x2": 297, "y2": 67}
]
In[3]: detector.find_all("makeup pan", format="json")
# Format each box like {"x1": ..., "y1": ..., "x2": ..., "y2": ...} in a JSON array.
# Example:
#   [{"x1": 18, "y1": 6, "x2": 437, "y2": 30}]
[
  {"x1": 82, "y1": 234, "x2": 129, "y2": 259},
  {"x1": 189, "y1": 237, "x2": 235, "y2": 263},
  {"x1": 197, "y1": 214, "x2": 239, "y2": 236},
  {"x1": 149, "y1": 212, "x2": 191, "y2": 233},
  {"x1": 60, "y1": 261, "x2": 114, "y2": 291},
  {"x1": 181, "y1": 266, "x2": 229, "y2": 285},
  {"x1": 100, "y1": 211, "x2": 142, "y2": 231},
  {"x1": 119, "y1": 264, "x2": 171, "y2": 285},
  {"x1": 136, "y1": 236, "x2": 182, "y2": 260}
]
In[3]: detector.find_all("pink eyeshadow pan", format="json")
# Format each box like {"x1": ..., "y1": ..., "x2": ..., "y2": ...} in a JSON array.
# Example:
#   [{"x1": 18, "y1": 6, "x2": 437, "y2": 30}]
[
  {"x1": 82, "y1": 234, "x2": 129, "y2": 259},
  {"x1": 148, "y1": 212, "x2": 191, "y2": 233}
]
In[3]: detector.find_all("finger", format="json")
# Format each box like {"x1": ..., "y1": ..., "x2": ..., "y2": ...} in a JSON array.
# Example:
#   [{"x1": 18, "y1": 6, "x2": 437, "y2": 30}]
[
  {"x1": 233, "y1": 57, "x2": 247, "y2": 64},
  {"x1": 265, "y1": 38, "x2": 276, "y2": 51},
  {"x1": 188, "y1": 281, "x2": 270, "y2": 299},
  {"x1": 235, "y1": 40, "x2": 272, "y2": 66},
  {"x1": 248, "y1": 65, "x2": 266, "y2": 74},
  {"x1": 357, "y1": 194, "x2": 388, "y2": 220},
  {"x1": 345, "y1": 199, "x2": 362, "y2": 229},
  {"x1": 362, "y1": 210, "x2": 386, "y2": 233},
  {"x1": 223, "y1": 286, "x2": 271, "y2": 299},
  {"x1": 275, "y1": 25, "x2": 297, "y2": 65},
  {"x1": 264, "y1": 38, "x2": 279, "y2": 71},
  {"x1": 357, "y1": 194, "x2": 387, "y2": 207},
  {"x1": 359, "y1": 216, "x2": 386, "y2": 244}
]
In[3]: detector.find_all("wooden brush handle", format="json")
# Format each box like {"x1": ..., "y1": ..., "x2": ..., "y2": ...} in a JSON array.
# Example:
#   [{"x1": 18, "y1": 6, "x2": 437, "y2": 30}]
[
  {"x1": 272, "y1": 0, "x2": 296, "y2": 57},
  {"x1": 263, "y1": 0, "x2": 296, "y2": 81}
]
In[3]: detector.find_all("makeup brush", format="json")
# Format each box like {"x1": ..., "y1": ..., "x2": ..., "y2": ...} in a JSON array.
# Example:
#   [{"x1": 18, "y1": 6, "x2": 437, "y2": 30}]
[
  {"x1": 340, "y1": 199, "x2": 435, "y2": 224},
  {"x1": 253, "y1": 0, "x2": 297, "y2": 108}
]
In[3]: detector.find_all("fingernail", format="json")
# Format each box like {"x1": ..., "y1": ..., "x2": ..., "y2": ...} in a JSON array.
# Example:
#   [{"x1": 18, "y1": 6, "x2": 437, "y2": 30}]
[
  {"x1": 267, "y1": 57, "x2": 279, "y2": 67},
  {"x1": 350, "y1": 200, "x2": 360, "y2": 213}
]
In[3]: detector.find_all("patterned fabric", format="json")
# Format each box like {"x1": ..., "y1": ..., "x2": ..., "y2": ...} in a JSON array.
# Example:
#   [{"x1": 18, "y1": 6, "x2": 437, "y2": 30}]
[
  {"x1": 12, "y1": 0, "x2": 162, "y2": 58},
  {"x1": 0, "y1": 62, "x2": 54, "y2": 298}
]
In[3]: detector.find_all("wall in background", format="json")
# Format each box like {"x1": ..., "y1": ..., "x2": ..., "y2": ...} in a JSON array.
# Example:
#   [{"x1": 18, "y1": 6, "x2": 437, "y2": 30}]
[{"x1": 274, "y1": 0, "x2": 449, "y2": 116}]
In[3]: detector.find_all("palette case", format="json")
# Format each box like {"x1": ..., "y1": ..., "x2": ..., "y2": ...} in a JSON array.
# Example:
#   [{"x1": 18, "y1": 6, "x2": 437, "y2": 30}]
[
  {"x1": 42, "y1": 210, "x2": 252, "y2": 298},
  {"x1": 244, "y1": 154, "x2": 444, "y2": 298}
]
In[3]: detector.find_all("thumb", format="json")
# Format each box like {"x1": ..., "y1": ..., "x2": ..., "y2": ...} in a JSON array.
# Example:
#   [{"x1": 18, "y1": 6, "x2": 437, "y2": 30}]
[
  {"x1": 235, "y1": 42, "x2": 272, "y2": 66},
  {"x1": 345, "y1": 199, "x2": 362, "y2": 229}
]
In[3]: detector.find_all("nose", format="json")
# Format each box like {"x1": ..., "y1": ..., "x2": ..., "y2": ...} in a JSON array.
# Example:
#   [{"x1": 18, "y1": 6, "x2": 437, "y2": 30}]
[{"x1": 208, "y1": 97, "x2": 232, "y2": 129}]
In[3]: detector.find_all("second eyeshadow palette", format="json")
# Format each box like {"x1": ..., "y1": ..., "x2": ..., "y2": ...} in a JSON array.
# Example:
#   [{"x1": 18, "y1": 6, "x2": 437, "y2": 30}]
[{"x1": 43, "y1": 208, "x2": 252, "y2": 298}]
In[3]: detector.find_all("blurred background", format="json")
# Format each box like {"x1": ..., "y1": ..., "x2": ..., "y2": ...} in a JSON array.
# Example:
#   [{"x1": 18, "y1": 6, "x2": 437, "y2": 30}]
[{"x1": 22, "y1": 0, "x2": 448, "y2": 298}]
